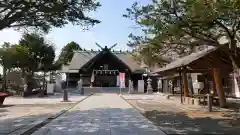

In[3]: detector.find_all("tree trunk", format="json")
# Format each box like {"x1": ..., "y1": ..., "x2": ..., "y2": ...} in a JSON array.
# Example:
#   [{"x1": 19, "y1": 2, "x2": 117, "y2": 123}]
[
  {"x1": 221, "y1": 40, "x2": 239, "y2": 70},
  {"x1": 213, "y1": 68, "x2": 227, "y2": 107},
  {"x1": 228, "y1": 54, "x2": 239, "y2": 71},
  {"x1": 2, "y1": 66, "x2": 7, "y2": 91},
  {"x1": 43, "y1": 71, "x2": 46, "y2": 90},
  {"x1": 183, "y1": 70, "x2": 189, "y2": 97},
  {"x1": 22, "y1": 70, "x2": 32, "y2": 97},
  {"x1": 230, "y1": 39, "x2": 237, "y2": 56},
  {"x1": 23, "y1": 72, "x2": 29, "y2": 97},
  {"x1": 28, "y1": 71, "x2": 34, "y2": 93},
  {"x1": 219, "y1": 44, "x2": 239, "y2": 107},
  {"x1": 228, "y1": 39, "x2": 239, "y2": 69}
]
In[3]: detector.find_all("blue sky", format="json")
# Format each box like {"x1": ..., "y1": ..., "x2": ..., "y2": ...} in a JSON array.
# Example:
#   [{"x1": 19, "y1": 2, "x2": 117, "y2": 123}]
[{"x1": 0, "y1": 0, "x2": 150, "y2": 56}]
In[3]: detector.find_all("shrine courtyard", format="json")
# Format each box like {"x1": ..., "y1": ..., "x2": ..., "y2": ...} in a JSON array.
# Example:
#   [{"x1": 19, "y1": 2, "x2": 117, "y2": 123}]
[
  {"x1": 1, "y1": 91, "x2": 240, "y2": 135},
  {"x1": 0, "y1": 91, "x2": 166, "y2": 135}
]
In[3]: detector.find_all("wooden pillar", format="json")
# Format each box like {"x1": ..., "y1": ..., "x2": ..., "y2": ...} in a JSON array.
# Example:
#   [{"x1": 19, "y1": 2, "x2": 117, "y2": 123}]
[
  {"x1": 161, "y1": 80, "x2": 164, "y2": 92},
  {"x1": 212, "y1": 68, "x2": 227, "y2": 107},
  {"x1": 183, "y1": 70, "x2": 189, "y2": 97},
  {"x1": 179, "y1": 71, "x2": 183, "y2": 103}
]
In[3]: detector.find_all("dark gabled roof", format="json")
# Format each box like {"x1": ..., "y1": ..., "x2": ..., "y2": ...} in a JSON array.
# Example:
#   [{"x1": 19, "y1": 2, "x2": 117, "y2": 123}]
[
  {"x1": 69, "y1": 50, "x2": 144, "y2": 72},
  {"x1": 69, "y1": 51, "x2": 99, "y2": 70},
  {"x1": 152, "y1": 46, "x2": 217, "y2": 74}
]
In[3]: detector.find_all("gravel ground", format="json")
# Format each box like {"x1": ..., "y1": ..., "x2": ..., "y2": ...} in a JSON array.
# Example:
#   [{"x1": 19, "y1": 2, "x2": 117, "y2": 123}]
[
  {"x1": 0, "y1": 103, "x2": 76, "y2": 134},
  {"x1": 124, "y1": 94, "x2": 240, "y2": 135},
  {"x1": 0, "y1": 103, "x2": 75, "y2": 120},
  {"x1": 0, "y1": 92, "x2": 86, "y2": 134}
]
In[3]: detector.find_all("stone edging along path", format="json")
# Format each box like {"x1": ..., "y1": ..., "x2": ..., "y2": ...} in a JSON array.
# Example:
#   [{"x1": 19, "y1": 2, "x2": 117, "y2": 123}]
[
  {"x1": 119, "y1": 95, "x2": 146, "y2": 114},
  {"x1": 9, "y1": 93, "x2": 95, "y2": 135}
]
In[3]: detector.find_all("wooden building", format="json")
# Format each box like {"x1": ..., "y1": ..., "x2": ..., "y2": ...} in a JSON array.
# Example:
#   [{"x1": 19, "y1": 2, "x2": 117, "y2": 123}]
[
  {"x1": 65, "y1": 46, "x2": 146, "y2": 88},
  {"x1": 153, "y1": 46, "x2": 240, "y2": 107}
]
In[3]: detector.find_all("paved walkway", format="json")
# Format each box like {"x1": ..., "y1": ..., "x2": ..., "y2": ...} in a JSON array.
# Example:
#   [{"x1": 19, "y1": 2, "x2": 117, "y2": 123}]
[
  {"x1": 32, "y1": 93, "x2": 166, "y2": 135},
  {"x1": 0, "y1": 93, "x2": 86, "y2": 135}
]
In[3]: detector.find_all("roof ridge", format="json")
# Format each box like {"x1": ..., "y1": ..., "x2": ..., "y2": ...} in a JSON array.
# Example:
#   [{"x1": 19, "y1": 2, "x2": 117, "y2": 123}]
[
  {"x1": 73, "y1": 50, "x2": 133, "y2": 54},
  {"x1": 73, "y1": 50, "x2": 101, "y2": 53}
]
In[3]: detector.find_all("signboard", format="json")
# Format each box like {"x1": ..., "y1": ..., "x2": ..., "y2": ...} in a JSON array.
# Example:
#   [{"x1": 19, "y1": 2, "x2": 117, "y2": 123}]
[{"x1": 119, "y1": 73, "x2": 125, "y2": 88}]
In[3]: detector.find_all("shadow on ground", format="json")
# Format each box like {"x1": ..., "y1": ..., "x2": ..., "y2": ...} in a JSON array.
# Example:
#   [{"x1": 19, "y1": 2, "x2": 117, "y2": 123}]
[
  {"x1": 0, "y1": 105, "x2": 14, "y2": 108},
  {"x1": 144, "y1": 110, "x2": 240, "y2": 135}
]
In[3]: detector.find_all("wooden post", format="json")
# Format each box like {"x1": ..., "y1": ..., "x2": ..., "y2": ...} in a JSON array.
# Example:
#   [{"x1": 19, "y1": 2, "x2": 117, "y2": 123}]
[
  {"x1": 161, "y1": 80, "x2": 164, "y2": 93},
  {"x1": 183, "y1": 70, "x2": 189, "y2": 97},
  {"x1": 212, "y1": 68, "x2": 227, "y2": 107},
  {"x1": 179, "y1": 71, "x2": 183, "y2": 103}
]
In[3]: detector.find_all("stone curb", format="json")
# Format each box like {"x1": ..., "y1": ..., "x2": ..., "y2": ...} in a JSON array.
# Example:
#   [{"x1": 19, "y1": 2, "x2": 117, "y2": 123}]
[
  {"x1": 120, "y1": 95, "x2": 167, "y2": 135},
  {"x1": 9, "y1": 92, "x2": 94, "y2": 135},
  {"x1": 119, "y1": 94, "x2": 146, "y2": 114},
  {"x1": 8, "y1": 117, "x2": 49, "y2": 135}
]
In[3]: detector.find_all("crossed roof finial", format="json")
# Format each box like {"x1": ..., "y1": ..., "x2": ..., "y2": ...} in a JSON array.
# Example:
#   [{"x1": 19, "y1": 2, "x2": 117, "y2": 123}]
[
  {"x1": 95, "y1": 43, "x2": 104, "y2": 50},
  {"x1": 95, "y1": 43, "x2": 117, "y2": 50}
]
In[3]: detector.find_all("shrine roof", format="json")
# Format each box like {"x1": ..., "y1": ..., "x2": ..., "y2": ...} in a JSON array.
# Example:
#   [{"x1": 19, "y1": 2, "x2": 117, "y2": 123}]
[{"x1": 68, "y1": 49, "x2": 144, "y2": 73}]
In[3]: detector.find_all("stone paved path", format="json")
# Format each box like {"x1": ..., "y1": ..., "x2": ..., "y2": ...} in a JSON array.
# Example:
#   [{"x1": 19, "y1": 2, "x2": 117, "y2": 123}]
[{"x1": 32, "y1": 93, "x2": 166, "y2": 135}]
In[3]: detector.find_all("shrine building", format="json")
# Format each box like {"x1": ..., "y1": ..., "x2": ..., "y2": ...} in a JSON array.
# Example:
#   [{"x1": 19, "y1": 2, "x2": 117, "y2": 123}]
[{"x1": 63, "y1": 45, "x2": 147, "y2": 88}]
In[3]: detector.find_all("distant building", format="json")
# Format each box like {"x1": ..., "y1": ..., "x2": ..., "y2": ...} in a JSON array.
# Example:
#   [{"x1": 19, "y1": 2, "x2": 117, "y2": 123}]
[
  {"x1": 62, "y1": 46, "x2": 150, "y2": 88},
  {"x1": 6, "y1": 70, "x2": 23, "y2": 87}
]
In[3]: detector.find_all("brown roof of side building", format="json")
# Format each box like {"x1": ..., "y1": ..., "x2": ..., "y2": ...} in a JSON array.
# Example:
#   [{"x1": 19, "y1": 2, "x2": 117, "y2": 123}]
[{"x1": 152, "y1": 46, "x2": 218, "y2": 74}]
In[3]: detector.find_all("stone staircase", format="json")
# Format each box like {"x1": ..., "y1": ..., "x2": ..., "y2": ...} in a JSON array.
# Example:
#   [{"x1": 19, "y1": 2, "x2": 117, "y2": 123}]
[{"x1": 84, "y1": 87, "x2": 128, "y2": 93}]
